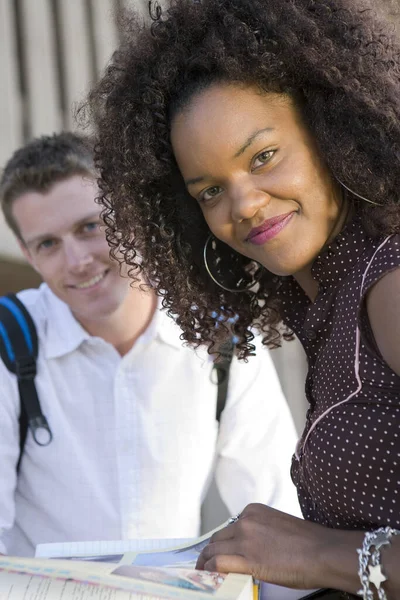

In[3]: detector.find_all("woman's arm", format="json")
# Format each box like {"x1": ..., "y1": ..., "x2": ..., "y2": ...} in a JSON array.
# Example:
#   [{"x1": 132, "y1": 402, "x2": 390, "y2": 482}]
[
  {"x1": 196, "y1": 269, "x2": 400, "y2": 594},
  {"x1": 196, "y1": 504, "x2": 400, "y2": 596},
  {"x1": 366, "y1": 268, "x2": 400, "y2": 377}
]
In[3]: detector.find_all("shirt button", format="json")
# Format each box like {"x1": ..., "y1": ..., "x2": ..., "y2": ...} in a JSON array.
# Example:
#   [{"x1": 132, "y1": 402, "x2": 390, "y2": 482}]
[{"x1": 305, "y1": 329, "x2": 317, "y2": 341}]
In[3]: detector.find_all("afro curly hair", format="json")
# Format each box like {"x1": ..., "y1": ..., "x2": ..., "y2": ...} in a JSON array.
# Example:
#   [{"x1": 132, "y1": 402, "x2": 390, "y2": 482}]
[{"x1": 87, "y1": 0, "x2": 400, "y2": 358}]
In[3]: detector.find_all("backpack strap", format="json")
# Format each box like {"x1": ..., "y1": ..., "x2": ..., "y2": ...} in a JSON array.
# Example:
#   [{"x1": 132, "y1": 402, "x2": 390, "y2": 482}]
[
  {"x1": 212, "y1": 339, "x2": 234, "y2": 423},
  {"x1": 0, "y1": 294, "x2": 52, "y2": 471}
]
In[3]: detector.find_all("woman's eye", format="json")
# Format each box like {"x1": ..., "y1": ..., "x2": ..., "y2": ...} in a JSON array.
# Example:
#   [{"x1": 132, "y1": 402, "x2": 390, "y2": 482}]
[
  {"x1": 252, "y1": 150, "x2": 275, "y2": 170},
  {"x1": 200, "y1": 186, "x2": 223, "y2": 203}
]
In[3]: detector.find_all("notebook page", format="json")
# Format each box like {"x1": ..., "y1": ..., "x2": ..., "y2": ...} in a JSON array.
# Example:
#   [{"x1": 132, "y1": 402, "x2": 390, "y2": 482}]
[
  {"x1": 0, "y1": 570, "x2": 136, "y2": 600},
  {"x1": 36, "y1": 538, "x2": 193, "y2": 558}
]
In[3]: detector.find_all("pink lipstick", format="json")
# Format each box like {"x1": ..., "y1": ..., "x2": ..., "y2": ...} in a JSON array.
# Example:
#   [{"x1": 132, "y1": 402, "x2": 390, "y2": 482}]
[{"x1": 246, "y1": 212, "x2": 295, "y2": 245}]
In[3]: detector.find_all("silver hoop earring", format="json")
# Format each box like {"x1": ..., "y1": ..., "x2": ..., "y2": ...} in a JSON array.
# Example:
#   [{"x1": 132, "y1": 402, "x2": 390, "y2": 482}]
[
  {"x1": 336, "y1": 177, "x2": 383, "y2": 206},
  {"x1": 203, "y1": 235, "x2": 262, "y2": 293}
]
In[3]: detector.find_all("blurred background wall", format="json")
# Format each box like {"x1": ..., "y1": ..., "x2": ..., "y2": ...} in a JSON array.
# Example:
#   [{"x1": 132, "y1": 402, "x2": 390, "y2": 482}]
[
  {"x1": 0, "y1": 0, "x2": 139, "y2": 267},
  {"x1": 0, "y1": 0, "x2": 399, "y2": 434}
]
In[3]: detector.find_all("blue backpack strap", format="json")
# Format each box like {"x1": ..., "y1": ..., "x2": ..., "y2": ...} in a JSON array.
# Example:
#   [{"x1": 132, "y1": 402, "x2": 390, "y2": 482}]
[
  {"x1": 212, "y1": 339, "x2": 234, "y2": 424},
  {"x1": 0, "y1": 294, "x2": 52, "y2": 471}
]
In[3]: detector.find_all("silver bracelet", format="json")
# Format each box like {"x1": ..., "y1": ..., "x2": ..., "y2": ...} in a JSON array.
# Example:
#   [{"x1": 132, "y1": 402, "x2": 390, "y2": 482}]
[{"x1": 357, "y1": 526, "x2": 400, "y2": 599}]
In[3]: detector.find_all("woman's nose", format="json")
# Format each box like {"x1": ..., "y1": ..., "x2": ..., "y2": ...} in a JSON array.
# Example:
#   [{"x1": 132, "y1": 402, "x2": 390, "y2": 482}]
[{"x1": 230, "y1": 185, "x2": 271, "y2": 223}]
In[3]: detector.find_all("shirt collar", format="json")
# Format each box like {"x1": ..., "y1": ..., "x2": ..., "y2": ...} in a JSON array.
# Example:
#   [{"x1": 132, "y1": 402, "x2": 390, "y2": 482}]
[
  {"x1": 42, "y1": 286, "x2": 90, "y2": 359},
  {"x1": 310, "y1": 216, "x2": 369, "y2": 290},
  {"x1": 43, "y1": 288, "x2": 186, "y2": 360}
]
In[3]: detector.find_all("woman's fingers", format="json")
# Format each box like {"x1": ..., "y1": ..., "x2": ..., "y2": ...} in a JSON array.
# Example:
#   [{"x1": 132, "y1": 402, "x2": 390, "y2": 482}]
[
  {"x1": 209, "y1": 522, "x2": 237, "y2": 543},
  {"x1": 197, "y1": 540, "x2": 241, "y2": 570},
  {"x1": 209, "y1": 506, "x2": 255, "y2": 544},
  {"x1": 198, "y1": 550, "x2": 251, "y2": 575},
  {"x1": 198, "y1": 507, "x2": 259, "y2": 571}
]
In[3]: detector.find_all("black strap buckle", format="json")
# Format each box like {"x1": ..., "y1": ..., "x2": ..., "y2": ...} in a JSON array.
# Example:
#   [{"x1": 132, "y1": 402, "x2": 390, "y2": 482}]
[
  {"x1": 29, "y1": 416, "x2": 53, "y2": 446},
  {"x1": 15, "y1": 356, "x2": 37, "y2": 379}
]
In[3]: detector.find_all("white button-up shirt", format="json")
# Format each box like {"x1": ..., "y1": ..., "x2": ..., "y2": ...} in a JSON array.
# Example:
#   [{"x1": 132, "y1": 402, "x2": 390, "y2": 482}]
[{"x1": 0, "y1": 284, "x2": 300, "y2": 556}]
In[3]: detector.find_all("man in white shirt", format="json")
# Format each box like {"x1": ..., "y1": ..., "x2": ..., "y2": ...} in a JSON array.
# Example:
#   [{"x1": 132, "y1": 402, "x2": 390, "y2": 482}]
[{"x1": 0, "y1": 133, "x2": 300, "y2": 557}]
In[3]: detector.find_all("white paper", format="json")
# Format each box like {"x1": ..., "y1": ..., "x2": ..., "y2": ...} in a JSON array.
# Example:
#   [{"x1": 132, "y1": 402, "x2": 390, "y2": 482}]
[{"x1": 36, "y1": 538, "x2": 192, "y2": 558}]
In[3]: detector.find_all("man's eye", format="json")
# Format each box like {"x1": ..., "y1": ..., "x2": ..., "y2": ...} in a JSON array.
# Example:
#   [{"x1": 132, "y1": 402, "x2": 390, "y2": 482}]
[
  {"x1": 38, "y1": 239, "x2": 54, "y2": 251},
  {"x1": 252, "y1": 150, "x2": 275, "y2": 170},
  {"x1": 201, "y1": 186, "x2": 223, "y2": 203}
]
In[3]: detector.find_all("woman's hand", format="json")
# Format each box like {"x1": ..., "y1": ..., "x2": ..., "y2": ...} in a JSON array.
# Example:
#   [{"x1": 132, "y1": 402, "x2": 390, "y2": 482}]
[{"x1": 196, "y1": 503, "x2": 361, "y2": 592}]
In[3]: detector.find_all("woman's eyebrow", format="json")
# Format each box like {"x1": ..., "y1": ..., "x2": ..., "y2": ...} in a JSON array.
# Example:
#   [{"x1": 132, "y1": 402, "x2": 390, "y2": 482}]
[
  {"x1": 233, "y1": 127, "x2": 274, "y2": 158},
  {"x1": 186, "y1": 175, "x2": 206, "y2": 188}
]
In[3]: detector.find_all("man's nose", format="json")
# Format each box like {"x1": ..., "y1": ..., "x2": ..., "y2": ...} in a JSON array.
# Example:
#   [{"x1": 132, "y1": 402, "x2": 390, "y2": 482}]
[
  {"x1": 230, "y1": 184, "x2": 271, "y2": 223},
  {"x1": 63, "y1": 239, "x2": 93, "y2": 272}
]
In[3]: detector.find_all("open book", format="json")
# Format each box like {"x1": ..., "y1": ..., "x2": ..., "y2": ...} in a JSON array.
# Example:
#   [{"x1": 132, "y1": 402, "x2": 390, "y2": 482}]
[
  {"x1": 33, "y1": 523, "x2": 311, "y2": 600},
  {"x1": 1, "y1": 522, "x2": 257, "y2": 600},
  {"x1": 0, "y1": 554, "x2": 255, "y2": 600}
]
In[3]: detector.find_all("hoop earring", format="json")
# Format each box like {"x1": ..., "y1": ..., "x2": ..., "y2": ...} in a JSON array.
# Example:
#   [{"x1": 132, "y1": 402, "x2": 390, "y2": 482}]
[
  {"x1": 336, "y1": 177, "x2": 383, "y2": 206},
  {"x1": 203, "y1": 235, "x2": 262, "y2": 293}
]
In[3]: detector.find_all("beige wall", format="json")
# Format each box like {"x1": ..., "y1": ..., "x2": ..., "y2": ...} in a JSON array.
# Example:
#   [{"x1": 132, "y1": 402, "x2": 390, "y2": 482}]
[
  {"x1": 0, "y1": 0, "x2": 140, "y2": 259},
  {"x1": 0, "y1": 259, "x2": 41, "y2": 295},
  {"x1": 0, "y1": 0, "x2": 146, "y2": 254}
]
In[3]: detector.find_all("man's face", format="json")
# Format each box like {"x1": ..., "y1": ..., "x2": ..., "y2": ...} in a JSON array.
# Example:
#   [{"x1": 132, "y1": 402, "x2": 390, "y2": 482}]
[{"x1": 12, "y1": 174, "x2": 132, "y2": 324}]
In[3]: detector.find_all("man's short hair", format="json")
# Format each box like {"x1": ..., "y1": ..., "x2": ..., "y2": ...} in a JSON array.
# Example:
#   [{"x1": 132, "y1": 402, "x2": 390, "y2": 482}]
[{"x1": 0, "y1": 132, "x2": 96, "y2": 240}]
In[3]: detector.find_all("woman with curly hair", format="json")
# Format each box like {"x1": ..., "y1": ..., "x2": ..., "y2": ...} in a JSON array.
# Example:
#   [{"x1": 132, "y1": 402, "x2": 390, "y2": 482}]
[{"x1": 88, "y1": 0, "x2": 400, "y2": 596}]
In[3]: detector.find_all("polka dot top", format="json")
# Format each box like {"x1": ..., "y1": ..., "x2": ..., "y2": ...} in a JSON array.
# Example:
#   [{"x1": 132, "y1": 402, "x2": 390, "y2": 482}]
[{"x1": 278, "y1": 218, "x2": 400, "y2": 530}]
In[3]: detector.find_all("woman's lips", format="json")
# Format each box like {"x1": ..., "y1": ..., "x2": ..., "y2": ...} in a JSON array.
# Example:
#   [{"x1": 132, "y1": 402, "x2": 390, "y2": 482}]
[{"x1": 246, "y1": 212, "x2": 295, "y2": 245}]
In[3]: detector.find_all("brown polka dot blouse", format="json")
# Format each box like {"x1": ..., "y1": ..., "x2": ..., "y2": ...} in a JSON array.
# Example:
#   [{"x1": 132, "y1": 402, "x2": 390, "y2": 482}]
[{"x1": 278, "y1": 218, "x2": 400, "y2": 530}]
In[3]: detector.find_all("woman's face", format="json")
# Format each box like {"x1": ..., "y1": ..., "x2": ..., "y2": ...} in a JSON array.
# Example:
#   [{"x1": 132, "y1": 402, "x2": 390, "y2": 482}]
[{"x1": 171, "y1": 82, "x2": 345, "y2": 279}]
